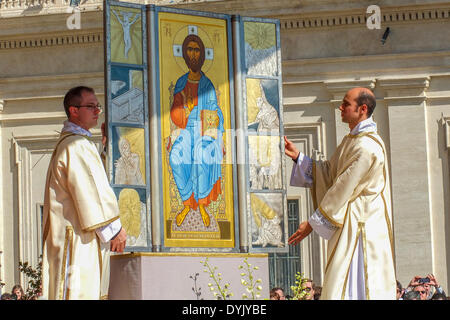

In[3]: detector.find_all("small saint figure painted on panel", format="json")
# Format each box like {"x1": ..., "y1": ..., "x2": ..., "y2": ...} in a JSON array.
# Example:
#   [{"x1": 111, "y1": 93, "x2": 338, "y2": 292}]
[{"x1": 115, "y1": 137, "x2": 145, "y2": 186}]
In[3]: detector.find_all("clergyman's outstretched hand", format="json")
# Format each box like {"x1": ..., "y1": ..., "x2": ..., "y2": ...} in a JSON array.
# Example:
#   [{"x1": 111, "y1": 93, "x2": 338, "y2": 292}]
[
  {"x1": 284, "y1": 136, "x2": 299, "y2": 160},
  {"x1": 288, "y1": 221, "x2": 313, "y2": 246}
]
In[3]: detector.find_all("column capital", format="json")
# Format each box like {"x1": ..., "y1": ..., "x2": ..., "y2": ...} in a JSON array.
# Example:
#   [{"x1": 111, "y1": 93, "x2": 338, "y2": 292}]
[
  {"x1": 378, "y1": 76, "x2": 430, "y2": 105},
  {"x1": 444, "y1": 117, "x2": 450, "y2": 150}
]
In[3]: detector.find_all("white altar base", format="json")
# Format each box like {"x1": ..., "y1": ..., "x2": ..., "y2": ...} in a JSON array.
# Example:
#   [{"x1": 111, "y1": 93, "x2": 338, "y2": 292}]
[{"x1": 108, "y1": 253, "x2": 269, "y2": 300}]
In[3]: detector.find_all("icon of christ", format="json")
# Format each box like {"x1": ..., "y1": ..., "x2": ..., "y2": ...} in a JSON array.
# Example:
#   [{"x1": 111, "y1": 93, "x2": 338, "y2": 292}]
[{"x1": 168, "y1": 34, "x2": 225, "y2": 227}]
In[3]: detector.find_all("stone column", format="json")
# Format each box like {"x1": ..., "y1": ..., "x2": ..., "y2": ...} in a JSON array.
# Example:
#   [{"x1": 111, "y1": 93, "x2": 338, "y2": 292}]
[
  {"x1": 0, "y1": 99, "x2": 3, "y2": 290},
  {"x1": 378, "y1": 77, "x2": 432, "y2": 284},
  {"x1": 231, "y1": 15, "x2": 248, "y2": 252},
  {"x1": 147, "y1": 7, "x2": 161, "y2": 251}
]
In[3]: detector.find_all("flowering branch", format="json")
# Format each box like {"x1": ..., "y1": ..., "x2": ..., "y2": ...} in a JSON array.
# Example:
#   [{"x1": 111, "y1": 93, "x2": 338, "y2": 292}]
[
  {"x1": 189, "y1": 273, "x2": 202, "y2": 300},
  {"x1": 200, "y1": 257, "x2": 233, "y2": 300},
  {"x1": 290, "y1": 271, "x2": 308, "y2": 300},
  {"x1": 239, "y1": 257, "x2": 262, "y2": 300}
]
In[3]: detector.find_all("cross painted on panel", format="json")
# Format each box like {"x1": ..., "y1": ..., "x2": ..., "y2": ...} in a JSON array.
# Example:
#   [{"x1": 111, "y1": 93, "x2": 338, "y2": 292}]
[{"x1": 112, "y1": 9, "x2": 140, "y2": 59}]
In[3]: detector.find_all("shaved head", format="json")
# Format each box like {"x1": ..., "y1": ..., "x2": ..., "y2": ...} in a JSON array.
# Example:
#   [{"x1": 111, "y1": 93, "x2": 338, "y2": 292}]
[
  {"x1": 350, "y1": 87, "x2": 376, "y2": 117},
  {"x1": 339, "y1": 87, "x2": 376, "y2": 129}
]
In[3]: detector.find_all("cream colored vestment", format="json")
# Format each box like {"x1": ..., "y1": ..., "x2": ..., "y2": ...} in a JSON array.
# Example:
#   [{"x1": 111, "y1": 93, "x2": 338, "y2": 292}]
[
  {"x1": 42, "y1": 132, "x2": 120, "y2": 300},
  {"x1": 291, "y1": 120, "x2": 396, "y2": 300}
]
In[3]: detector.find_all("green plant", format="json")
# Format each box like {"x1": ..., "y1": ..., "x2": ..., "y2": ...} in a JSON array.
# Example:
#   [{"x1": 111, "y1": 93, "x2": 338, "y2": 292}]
[
  {"x1": 189, "y1": 272, "x2": 203, "y2": 300},
  {"x1": 290, "y1": 271, "x2": 309, "y2": 300},
  {"x1": 18, "y1": 255, "x2": 42, "y2": 300},
  {"x1": 239, "y1": 257, "x2": 262, "y2": 299},
  {"x1": 200, "y1": 257, "x2": 233, "y2": 300}
]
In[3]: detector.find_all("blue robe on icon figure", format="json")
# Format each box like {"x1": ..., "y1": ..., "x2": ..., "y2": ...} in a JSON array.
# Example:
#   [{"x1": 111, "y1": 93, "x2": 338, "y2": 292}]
[{"x1": 169, "y1": 69, "x2": 224, "y2": 228}]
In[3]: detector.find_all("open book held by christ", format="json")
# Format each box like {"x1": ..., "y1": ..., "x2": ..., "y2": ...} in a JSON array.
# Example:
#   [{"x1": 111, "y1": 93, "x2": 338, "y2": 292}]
[{"x1": 201, "y1": 109, "x2": 219, "y2": 139}]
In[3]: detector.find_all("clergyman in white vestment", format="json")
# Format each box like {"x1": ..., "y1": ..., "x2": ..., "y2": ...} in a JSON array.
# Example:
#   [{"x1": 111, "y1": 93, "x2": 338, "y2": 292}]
[
  {"x1": 42, "y1": 86, "x2": 127, "y2": 300},
  {"x1": 285, "y1": 87, "x2": 396, "y2": 300}
]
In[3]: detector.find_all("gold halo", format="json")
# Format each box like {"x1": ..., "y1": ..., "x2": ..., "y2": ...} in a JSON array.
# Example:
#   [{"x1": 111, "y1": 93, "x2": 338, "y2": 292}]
[
  {"x1": 244, "y1": 21, "x2": 276, "y2": 50},
  {"x1": 172, "y1": 24, "x2": 214, "y2": 74},
  {"x1": 118, "y1": 188, "x2": 142, "y2": 238}
]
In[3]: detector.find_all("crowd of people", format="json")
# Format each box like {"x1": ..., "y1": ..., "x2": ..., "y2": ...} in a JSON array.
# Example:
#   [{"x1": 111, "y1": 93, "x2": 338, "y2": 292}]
[
  {"x1": 1, "y1": 285, "x2": 25, "y2": 300},
  {"x1": 270, "y1": 274, "x2": 449, "y2": 300},
  {"x1": 0, "y1": 284, "x2": 43, "y2": 300},
  {"x1": 397, "y1": 274, "x2": 447, "y2": 300},
  {"x1": 270, "y1": 279, "x2": 322, "y2": 300},
  {"x1": 1, "y1": 274, "x2": 448, "y2": 300}
]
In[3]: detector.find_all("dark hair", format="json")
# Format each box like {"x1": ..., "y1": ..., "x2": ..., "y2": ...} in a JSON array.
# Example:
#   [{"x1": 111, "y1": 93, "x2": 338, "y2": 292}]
[
  {"x1": 313, "y1": 285, "x2": 322, "y2": 300},
  {"x1": 63, "y1": 86, "x2": 95, "y2": 118},
  {"x1": 11, "y1": 284, "x2": 24, "y2": 300},
  {"x1": 270, "y1": 291, "x2": 280, "y2": 300},
  {"x1": 304, "y1": 278, "x2": 316, "y2": 289},
  {"x1": 396, "y1": 280, "x2": 402, "y2": 290},
  {"x1": 355, "y1": 90, "x2": 376, "y2": 117},
  {"x1": 1, "y1": 293, "x2": 12, "y2": 300},
  {"x1": 431, "y1": 292, "x2": 447, "y2": 300},
  {"x1": 182, "y1": 34, "x2": 205, "y2": 72},
  {"x1": 404, "y1": 291, "x2": 420, "y2": 300},
  {"x1": 270, "y1": 287, "x2": 284, "y2": 294}
]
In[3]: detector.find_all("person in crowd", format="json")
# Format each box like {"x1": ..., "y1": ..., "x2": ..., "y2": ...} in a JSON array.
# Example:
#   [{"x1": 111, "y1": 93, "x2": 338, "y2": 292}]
[
  {"x1": 396, "y1": 280, "x2": 404, "y2": 300},
  {"x1": 270, "y1": 287, "x2": 286, "y2": 300},
  {"x1": 11, "y1": 284, "x2": 24, "y2": 300},
  {"x1": 270, "y1": 291, "x2": 280, "y2": 300},
  {"x1": 302, "y1": 279, "x2": 316, "y2": 300},
  {"x1": 422, "y1": 274, "x2": 446, "y2": 299},
  {"x1": 404, "y1": 274, "x2": 446, "y2": 300},
  {"x1": 431, "y1": 292, "x2": 447, "y2": 300},
  {"x1": 1, "y1": 293, "x2": 12, "y2": 300},
  {"x1": 314, "y1": 285, "x2": 322, "y2": 300},
  {"x1": 403, "y1": 291, "x2": 420, "y2": 300},
  {"x1": 413, "y1": 285, "x2": 428, "y2": 300}
]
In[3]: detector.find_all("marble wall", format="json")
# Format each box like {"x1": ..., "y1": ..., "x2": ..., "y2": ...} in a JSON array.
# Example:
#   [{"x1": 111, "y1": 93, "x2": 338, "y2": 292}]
[{"x1": 1, "y1": 0, "x2": 449, "y2": 295}]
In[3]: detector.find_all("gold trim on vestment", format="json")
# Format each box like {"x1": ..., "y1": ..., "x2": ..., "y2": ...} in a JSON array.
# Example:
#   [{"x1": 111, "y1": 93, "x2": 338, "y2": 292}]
[
  {"x1": 42, "y1": 216, "x2": 50, "y2": 246},
  {"x1": 324, "y1": 133, "x2": 374, "y2": 278},
  {"x1": 96, "y1": 236, "x2": 102, "y2": 300},
  {"x1": 360, "y1": 222, "x2": 370, "y2": 300},
  {"x1": 347, "y1": 131, "x2": 376, "y2": 139},
  {"x1": 341, "y1": 225, "x2": 362, "y2": 300},
  {"x1": 381, "y1": 193, "x2": 395, "y2": 266},
  {"x1": 318, "y1": 206, "x2": 343, "y2": 228},
  {"x1": 60, "y1": 226, "x2": 73, "y2": 300},
  {"x1": 46, "y1": 133, "x2": 77, "y2": 300},
  {"x1": 365, "y1": 134, "x2": 395, "y2": 267},
  {"x1": 100, "y1": 295, "x2": 108, "y2": 300},
  {"x1": 321, "y1": 132, "x2": 394, "y2": 299},
  {"x1": 67, "y1": 227, "x2": 75, "y2": 300},
  {"x1": 324, "y1": 203, "x2": 350, "y2": 274},
  {"x1": 311, "y1": 161, "x2": 318, "y2": 210},
  {"x1": 43, "y1": 133, "x2": 78, "y2": 244},
  {"x1": 83, "y1": 216, "x2": 120, "y2": 232}
]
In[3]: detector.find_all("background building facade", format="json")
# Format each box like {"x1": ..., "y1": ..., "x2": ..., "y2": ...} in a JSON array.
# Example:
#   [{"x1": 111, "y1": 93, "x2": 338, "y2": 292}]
[{"x1": 1, "y1": 0, "x2": 450, "y2": 296}]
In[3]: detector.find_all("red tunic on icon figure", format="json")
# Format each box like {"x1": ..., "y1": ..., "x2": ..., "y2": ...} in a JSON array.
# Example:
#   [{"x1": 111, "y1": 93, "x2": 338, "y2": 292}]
[{"x1": 170, "y1": 79, "x2": 222, "y2": 213}]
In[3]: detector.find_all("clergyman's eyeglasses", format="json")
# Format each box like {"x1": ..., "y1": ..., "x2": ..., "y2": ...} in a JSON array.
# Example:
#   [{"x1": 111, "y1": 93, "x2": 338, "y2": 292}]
[{"x1": 72, "y1": 104, "x2": 103, "y2": 113}]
